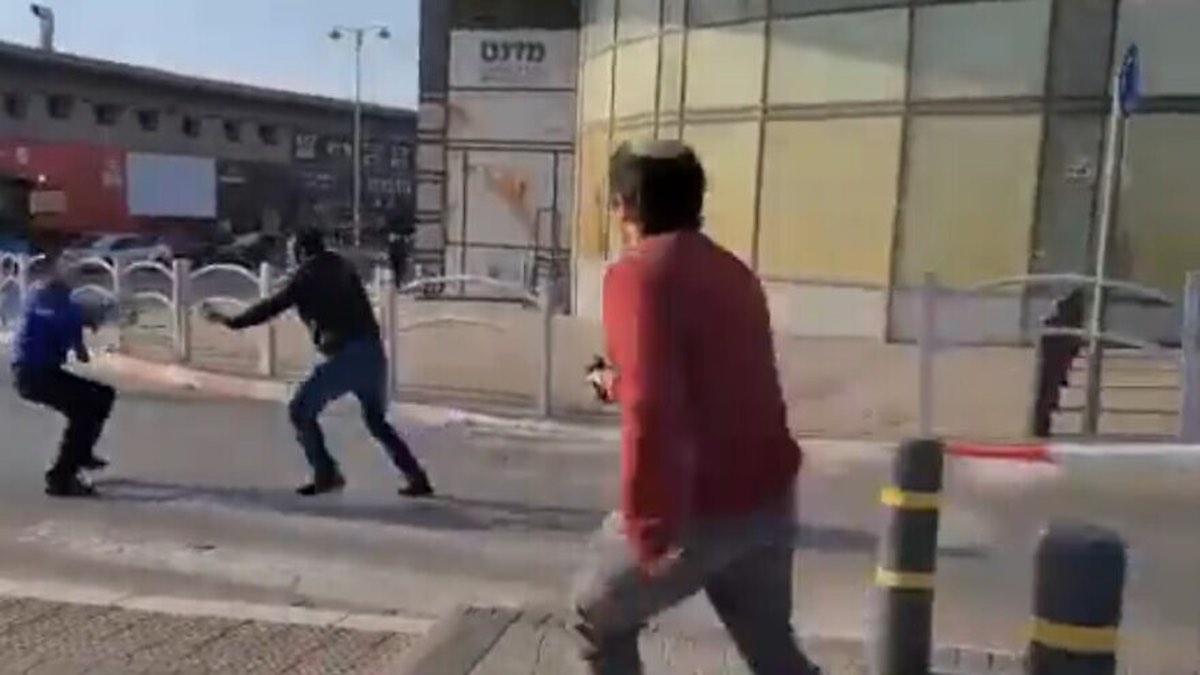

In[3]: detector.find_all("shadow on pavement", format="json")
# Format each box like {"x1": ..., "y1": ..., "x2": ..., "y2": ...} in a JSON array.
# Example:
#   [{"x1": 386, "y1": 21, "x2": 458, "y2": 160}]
[
  {"x1": 92, "y1": 478, "x2": 986, "y2": 559},
  {"x1": 93, "y1": 477, "x2": 606, "y2": 535}
]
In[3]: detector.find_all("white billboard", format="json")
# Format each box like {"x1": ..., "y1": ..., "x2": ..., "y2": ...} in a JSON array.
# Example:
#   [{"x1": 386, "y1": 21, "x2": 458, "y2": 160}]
[
  {"x1": 126, "y1": 153, "x2": 216, "y2": 218},
  {"x1": 447, "y1": 90, "x2": 575, "y2": 144},
  {"x1": 449, "y1": 30, "x2": 578, "y2": 90}
]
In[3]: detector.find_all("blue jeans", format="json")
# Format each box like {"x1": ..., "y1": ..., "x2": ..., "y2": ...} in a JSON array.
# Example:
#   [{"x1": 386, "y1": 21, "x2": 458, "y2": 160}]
[{"x1": 289, "y1": 338, "x2": 428, "y2": 484}]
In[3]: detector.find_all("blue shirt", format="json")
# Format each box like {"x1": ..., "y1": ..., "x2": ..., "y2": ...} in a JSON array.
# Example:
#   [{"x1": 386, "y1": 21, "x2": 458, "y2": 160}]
[{"x1": 11, "y1": 281, "x2": 86, "y2": 370}]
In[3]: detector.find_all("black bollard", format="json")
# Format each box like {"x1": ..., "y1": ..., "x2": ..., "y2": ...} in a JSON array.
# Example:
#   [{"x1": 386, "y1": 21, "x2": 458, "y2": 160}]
[
  {"x1": 871, "y1": 438, "x2": 944, "y2": 675},
  {"x1": 1028, "y1": 523, "x2": 1126, "y2": 674}
]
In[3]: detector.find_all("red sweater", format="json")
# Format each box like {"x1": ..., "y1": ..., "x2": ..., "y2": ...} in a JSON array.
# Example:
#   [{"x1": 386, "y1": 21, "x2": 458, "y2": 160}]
[{"x1": 602, "y1": 231, "x2": 802, "y2": 566}]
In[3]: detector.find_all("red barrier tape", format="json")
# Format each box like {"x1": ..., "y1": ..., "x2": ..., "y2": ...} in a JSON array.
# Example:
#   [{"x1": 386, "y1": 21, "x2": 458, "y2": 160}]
[{"x1": 946, "y1": 442, "x2": 1054, "y2": 464}]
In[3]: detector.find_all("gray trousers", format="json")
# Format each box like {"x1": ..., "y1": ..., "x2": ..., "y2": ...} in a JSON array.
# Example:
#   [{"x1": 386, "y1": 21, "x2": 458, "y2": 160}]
[{"x1": 571, "y1": 502, "x2": 820, "y2": 674}]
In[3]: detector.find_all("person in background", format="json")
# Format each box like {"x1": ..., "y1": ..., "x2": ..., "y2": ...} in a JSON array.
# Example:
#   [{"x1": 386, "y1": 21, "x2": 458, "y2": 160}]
[
  {"x1": 386, "y1": 214, "x2": 415, "y2": 285},
  {"x1": 202, "y1": 228, "x2": 433, "y2": 498},
  {"x1": 10, "y1": 252, "x2": 113, "y2": 498},
  {"x1": 571, "y1": 139, "x2": 818, "y2": 674}
]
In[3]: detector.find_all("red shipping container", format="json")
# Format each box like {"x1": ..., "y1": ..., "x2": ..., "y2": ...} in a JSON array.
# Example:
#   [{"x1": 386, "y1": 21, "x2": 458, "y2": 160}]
[{"x1": 0, "y1": 140, "x2": 132, "y2": 234}]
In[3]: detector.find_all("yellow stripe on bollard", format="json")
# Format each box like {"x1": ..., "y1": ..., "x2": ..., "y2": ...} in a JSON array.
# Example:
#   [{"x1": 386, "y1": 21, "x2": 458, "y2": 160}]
[
  {"x1": 1030, "y1": 618, "x2": 1118, "y2": 654},
  {"x1": 879, "y1": 486, "x2": 941, "y2": 510},
  {"x1": 875, "y1": 567, "x2": 935, "y2": 590}
]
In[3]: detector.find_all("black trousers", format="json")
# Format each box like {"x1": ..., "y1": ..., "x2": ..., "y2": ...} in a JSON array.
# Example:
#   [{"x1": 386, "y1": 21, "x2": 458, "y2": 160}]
[{"x1": 13, "y1": 366, "x2": 115, "y2": 480}]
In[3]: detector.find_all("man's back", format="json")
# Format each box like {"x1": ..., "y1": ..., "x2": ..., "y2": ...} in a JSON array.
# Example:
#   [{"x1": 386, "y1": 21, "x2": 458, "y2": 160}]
[
  {"x1": 291, "y1": 252, "x2": 379, "y2": 355},
  {"x1": 604, "y1": 231, "x2": 800, "y2": 523},
  {"x1": 11, "y1": 282, "x2": 82, "y2": 370},
  {"x1": 227, "y1": 250, "x2": 379, "y2": 355}
]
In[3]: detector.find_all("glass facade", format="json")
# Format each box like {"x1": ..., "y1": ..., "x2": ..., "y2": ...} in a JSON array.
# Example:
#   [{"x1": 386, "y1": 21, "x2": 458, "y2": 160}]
[
  {"x1": 574, "y1": 0, "x2": 1200, "y2": 338},
  {"x1": 758, "y1": 116, "x2": 902, "y2": 284}
]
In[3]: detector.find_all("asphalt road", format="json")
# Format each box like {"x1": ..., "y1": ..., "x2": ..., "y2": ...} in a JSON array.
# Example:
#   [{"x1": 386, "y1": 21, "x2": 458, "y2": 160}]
[{"x1": 0, "y1": 367, "x2": 1197, "y2": 670}]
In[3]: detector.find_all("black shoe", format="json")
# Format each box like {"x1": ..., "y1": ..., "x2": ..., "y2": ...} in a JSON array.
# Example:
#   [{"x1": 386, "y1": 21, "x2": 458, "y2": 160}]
[
  {"x1": 80, "y1": 456, "x2": 109, "y2": 472},
  {"x1": 399, "y1": 480, "x2": 434, "y2": 498},
  {"x1": 45, "y1": 474, "x2": 97, "y2": 498},
  {"x1": 296, "y1": 474, "x2": 346, "y2": 497}
]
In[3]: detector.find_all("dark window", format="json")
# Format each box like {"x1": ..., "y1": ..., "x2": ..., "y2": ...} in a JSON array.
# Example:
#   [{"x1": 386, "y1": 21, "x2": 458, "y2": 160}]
[
  {"x1": 93, "y1": 103, "x2": 121, "y2": 126},
  {"x1": 46, "y1": 94, "x2": 74, "y2": 120},
  {"x1": 2, "y1": 92, "x2": 27, "y2": 119},
  {"x1": 258, "y1": 123, "x2": 279, "y2": 145},
  {"x1": 223, "y1": 119, "x2": 242, "y2": 142},
  {"x1": 136, "y1": 109, "x2": 160, "y2": 132},
  {"x1": 451, "y1": 0, "x2": 577, "y2": 29},
  {"x1": 181, "y1": 115, "x2": 201, "y2": 138}
]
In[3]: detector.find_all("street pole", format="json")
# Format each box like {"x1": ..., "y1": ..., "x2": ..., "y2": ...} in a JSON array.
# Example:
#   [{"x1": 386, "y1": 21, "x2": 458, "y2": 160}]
[
  {"x1": 330, "y1": 24, "x2": 388, "y2": 249},
  {"x1": 1082, "y1": 93, "x2": 1124, "y2": 435},
  {"x1": 352, "y1": 29, "x2": 364, "y2": 249},
  {"x1": 1083, "y1": 45, "x2": 1138, "y2": 436}
]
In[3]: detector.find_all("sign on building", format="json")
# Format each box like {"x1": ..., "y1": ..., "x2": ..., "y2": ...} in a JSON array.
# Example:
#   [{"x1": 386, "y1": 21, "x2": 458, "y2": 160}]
[{"x1": 449, "y1": 30, "x2": 578, "y2": 90}]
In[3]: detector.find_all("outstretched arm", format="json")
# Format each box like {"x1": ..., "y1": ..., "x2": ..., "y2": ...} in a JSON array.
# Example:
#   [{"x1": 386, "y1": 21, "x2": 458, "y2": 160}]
[{"x1": 209, "y1": 272, "x2": 302, "y2": 330}]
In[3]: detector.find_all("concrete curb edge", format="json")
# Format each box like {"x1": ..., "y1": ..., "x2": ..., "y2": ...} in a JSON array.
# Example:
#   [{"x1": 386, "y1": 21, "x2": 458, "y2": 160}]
[
  {"x1": 88, "y1": 350, "x2": 624, "y2": 441},
  {"x1": 395, "y1": 605, "x2": 521, "y2": 675},
  {"x1": 0, "y1": 576, "x2": 435, "y2": 635}
]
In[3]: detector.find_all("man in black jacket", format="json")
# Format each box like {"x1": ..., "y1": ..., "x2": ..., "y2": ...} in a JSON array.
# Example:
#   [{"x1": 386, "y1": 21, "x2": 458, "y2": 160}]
[{"x1": 203, "y1": 228, "x2": 433, "y2": 498}]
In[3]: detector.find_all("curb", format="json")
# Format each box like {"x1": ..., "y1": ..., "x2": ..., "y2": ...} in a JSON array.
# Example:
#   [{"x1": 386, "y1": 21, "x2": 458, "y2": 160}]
[
  {"x1": 87, "y1": 351, "x2": 622, "y2": 441},
  {"x1": 396, "y1": 606, "x2": 521, "y2": 675},
  {"x1": 0, "y1": 576, "x2": 434, "y2": 635}
]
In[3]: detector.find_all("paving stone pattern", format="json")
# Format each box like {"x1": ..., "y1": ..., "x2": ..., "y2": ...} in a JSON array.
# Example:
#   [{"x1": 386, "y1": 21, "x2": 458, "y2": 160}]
[
  {"x1": 0, "y1": 597, "x2": 415, "y2": 675},
  {"x1": 401, "y1": 607, "x2": 1028, "y2": 675}
]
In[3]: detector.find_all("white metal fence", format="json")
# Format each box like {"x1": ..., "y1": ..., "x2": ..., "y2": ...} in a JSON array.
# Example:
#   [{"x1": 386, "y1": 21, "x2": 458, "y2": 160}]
[
  {"x1": 911, "y1": 271, "x2": 1184, "y2": 439},
  {"x1": 0, "y1": 254, "x2": 559, "y2": 418}
]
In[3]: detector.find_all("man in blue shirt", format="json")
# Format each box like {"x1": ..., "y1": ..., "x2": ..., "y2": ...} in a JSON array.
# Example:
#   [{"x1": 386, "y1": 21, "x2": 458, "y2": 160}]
[{"x1": 11, "y1": 265, "x2": 114, "y2": 497}]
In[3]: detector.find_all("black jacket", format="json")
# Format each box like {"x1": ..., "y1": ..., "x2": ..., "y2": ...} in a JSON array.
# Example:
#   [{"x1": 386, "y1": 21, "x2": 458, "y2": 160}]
[{"x1": 228, "y1": 251, "x2": 380, "y2": 355}]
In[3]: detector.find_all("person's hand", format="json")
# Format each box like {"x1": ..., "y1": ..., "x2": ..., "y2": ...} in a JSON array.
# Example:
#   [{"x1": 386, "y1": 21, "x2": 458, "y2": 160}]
[
  {"x1": 199, "y1": 302, "x2": 230, "y2": 327},
  {"x1": 585, "y1": 356, "x2": 616, "y2": 403},
  {"x1": 638, "y1": 548, "x2": 683, "y2": 579}
]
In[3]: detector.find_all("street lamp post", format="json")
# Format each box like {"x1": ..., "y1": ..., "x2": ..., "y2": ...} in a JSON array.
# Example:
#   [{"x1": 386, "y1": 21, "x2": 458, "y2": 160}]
[{"x1": 329, "y1": 24, "x2": 390, "y2": 248}]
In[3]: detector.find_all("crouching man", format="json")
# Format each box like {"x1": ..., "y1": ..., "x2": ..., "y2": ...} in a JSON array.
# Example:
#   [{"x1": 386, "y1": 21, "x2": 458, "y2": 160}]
[
  {"x1": 11, "y1": 262, "x2": 113, "y2": 497},
  {"x1": 572, "y1": 139, "x2": 820, "y2": 674}
]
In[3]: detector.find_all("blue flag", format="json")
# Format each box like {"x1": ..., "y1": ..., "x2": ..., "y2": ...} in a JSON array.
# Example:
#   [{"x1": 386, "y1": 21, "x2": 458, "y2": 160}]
[{"x1": 1118, "y1": 44, "x2": 1141, "y2": 116}]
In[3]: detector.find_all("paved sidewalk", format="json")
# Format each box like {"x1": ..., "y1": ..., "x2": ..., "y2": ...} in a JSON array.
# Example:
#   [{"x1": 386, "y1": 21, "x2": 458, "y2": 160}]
[
  {"x1": 400, "y1": 607, "x2": 1024, "y2": 675},
  {"x1": 0, "y1": 596, "x2": 417, "y2": 674}
]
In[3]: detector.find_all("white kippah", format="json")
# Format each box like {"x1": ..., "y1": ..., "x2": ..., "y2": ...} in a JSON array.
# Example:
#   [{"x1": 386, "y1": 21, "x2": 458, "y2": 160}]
[{"x1": 627, "y1": 138, "x2": 692, "y2": 159}]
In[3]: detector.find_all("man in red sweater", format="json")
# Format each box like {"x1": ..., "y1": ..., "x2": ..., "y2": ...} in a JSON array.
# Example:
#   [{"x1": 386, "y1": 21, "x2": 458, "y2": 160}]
[{"x1": 571, "y1": 139, "x2": 818, "y2": 674}]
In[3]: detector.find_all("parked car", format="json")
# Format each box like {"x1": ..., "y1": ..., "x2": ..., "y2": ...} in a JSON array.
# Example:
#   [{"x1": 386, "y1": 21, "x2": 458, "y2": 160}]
[
  {"x1": 206, "y1": 233, "x2": 282, "y2": 268},
  {"x1": 158, "y1": 229, "x2": 230, "y2": 266},
  {"x1": 62, "y1": 234, "x2": 173, "y2": 268}
]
